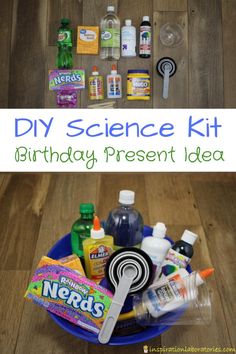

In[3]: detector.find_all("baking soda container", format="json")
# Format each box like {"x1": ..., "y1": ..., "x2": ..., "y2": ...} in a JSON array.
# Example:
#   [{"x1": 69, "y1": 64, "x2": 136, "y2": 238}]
[
  {"x1": 89, "y1": 66, "x2": 104, "y2": 100},
  {"x1": 141, "y1": 222, "x2": 171, "y2": 276},
  {"x1": 106, "y1": 190, "x2": 144, "y2": 249},
  {"x1": 127, "y1": 70, "x2": 150, "y2": 100},
  {"x1": 100, "y1": 5, "x2": 120, "y2": 60},
  {"x1": 71, "y1": 203, "x2": 95, "y2": 257},
  {"x1": 107, "y1": 64, "x2": 122, "y2": 98},
  {"x1": 83, "y1": 216, "x2": 114, "y2": 283},
  {"x1": 121, "y1": 19, "x2": 136, "y2": 57},
  {"x1": 133, "y1": 270, "x2": 212, "y2": 326},
  {"x1": 139, "y1": 16, "x2": 151, "y2": 58}
]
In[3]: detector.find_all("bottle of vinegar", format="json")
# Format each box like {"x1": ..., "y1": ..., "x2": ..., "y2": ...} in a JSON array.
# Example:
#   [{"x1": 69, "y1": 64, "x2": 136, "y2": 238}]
[{"x1": 100, "y1": 5, "x2": 120, "y2": 60}]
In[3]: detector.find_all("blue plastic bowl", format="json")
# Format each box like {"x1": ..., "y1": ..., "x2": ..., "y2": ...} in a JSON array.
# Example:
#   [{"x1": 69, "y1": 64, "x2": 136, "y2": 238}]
[{"x1": 47, "y1": 226, "x2": 191, "y2": 345}]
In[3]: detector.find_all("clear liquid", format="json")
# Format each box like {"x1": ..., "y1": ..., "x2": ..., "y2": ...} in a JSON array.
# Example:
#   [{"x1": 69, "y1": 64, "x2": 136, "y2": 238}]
[
  {"x1": 100, "y1": 11, "x2": 120, "y2": 60},
  {"x1": 106, "y1": 205, "x2": 143, "y2": 247}
]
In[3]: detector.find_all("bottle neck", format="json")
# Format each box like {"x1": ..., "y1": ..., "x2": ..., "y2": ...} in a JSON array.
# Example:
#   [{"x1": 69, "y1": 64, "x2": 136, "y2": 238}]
[
  {"x1": 80, "y1": 213, "x2": 94, "y2": 220},
  {"x1": 119, "y1": 203, "x2": 133, "y2": 209}
]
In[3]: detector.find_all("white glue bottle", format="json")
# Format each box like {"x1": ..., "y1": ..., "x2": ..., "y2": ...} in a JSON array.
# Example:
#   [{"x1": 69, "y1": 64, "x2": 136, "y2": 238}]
[
  {"x1": 133, "y1": 269, "x2": 214, "y2": 325},
  {"x1": 141, "y1": 222, "x2": 171, "y2": 276},
  {"x1": 121, "y1": 19, "x2": 136, "y2": 57},
  {"x1": 107, "y1": 64, "x2": 122, "y2": 98}
]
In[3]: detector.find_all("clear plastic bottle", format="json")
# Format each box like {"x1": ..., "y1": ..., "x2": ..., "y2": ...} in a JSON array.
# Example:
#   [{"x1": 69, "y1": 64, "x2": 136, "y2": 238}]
[
  {"x1": 105, "y1": 190, "x2": 143, "y2": 249},
  {"x1": 100, "y1": 5, "x2": 120, "y2": 60},
  {"x1": 133, "y1": 270, "x2": 213, "y2": 326}
]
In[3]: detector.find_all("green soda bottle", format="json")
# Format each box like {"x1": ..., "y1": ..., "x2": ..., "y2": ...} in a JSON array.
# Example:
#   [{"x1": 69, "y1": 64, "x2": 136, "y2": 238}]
[
  {"x1": 57, "y1": 18, "x2": 73, "y2": 69},
  {"x1": 71, "y1": 203, "x2": 95, "y2": 257}
]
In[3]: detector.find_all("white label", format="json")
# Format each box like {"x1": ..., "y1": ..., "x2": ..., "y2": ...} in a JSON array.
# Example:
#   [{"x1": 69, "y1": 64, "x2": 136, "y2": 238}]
[
  {"x1": 80, "y1": 29, "x2": 96, "y2": 42},
  {"x1": 139, "y1": 25, "x2": 151, "y2": 55},
  {"x1": 121, "y1": 27, "x2": 136, "y2": 56}
]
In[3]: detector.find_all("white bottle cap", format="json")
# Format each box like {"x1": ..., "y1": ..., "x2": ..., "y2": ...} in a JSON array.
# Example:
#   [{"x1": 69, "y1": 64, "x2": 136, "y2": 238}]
[
  {"x1": 119, "y1": 190, "x2": 135, "y2": 205},
  {"x1": 152, "y1": 222, "x2": 167, "y2": 238},
  {"x1": 143, "y1": 16, "x2": 150, "y2": 22},
  {"x1": 125, "y1": 19, "x2": 132, "y2": 26},
  {"x1": 107, "y1": 5, "x2": 115, "y2": 12},
  {"x1": 181, "y1": 230, "x2": 198, "y2": 245}
]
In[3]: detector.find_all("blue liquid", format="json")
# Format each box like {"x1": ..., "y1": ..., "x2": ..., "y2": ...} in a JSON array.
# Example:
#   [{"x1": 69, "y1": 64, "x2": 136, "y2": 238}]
[{"x1": 106, "y1": 205, "x2": 143, "y2": 248}]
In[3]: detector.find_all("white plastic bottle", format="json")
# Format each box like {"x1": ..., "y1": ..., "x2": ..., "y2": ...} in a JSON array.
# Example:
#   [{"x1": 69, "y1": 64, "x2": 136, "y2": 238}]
[
  {"x1": 121, "y1": 19, "x2": 136, "y2": 57},
  {"x1": 141, "y1": 222, "x2": 171, "y2": 275},
  {"x1": 107, "y1": 64, "x2": 122, "y2": 98},
  {"x1": 100, "y1": 5, "x2": 120, "y2": 60}
]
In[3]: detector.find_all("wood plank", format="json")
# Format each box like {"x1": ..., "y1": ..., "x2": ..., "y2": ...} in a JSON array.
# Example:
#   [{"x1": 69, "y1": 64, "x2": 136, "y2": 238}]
[
  {"x1": 16, "y1": 173, "x2": 100, "y2": 353},
  {"x1": 153, "y1": 11, "x2": 188, "y2": 108},
  {"x1": 188, "y1": 0, "x2": 224, "y2": 107},
  {"x1": 0, "y1": 1, "x2": 13, "y2": 107},
  {"x1": 161, "y1": 224, "x2": 232, "y2": 349},
  {"x1": 222, "y1": 0, "x2": 236, "y2": 107},
  {"x1": 47, "y1": 0, "x2": 61, "y2": 46},
  {"x1": 0, "y1": 174, "x2": 51, "y2": 270},
  {"x1": 8, "y1": 0, "x2": 48, "y2": 108},
  {"x1": 0, "y1": 271, "x2": 30, "y2": 354},
  {"x1": 154, "y1": 0, "x2": 187, "y2": 12},
  {"x1": 145, "y1": 173, "x2": 201, "y2": 225},
  {"x1": 117, "y1": 0, "x2": 153, "y2": 108},
  {"x1": 191, "y1": 179, "x2": 236, "y2": 345}
]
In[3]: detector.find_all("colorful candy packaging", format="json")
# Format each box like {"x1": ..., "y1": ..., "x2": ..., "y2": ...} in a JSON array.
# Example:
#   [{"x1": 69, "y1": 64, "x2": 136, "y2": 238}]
[
  {"x1": 25, "y1": 256, "x2": 113, "y2": 334},
  {"x1": 49, "y1": 68, "x2": 86, "y2": 91}
]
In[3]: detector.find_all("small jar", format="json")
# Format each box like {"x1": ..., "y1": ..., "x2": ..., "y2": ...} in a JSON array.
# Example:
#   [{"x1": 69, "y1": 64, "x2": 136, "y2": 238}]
[{"x1": 127, "y1": 70, "x2": 150, "y2": 100}]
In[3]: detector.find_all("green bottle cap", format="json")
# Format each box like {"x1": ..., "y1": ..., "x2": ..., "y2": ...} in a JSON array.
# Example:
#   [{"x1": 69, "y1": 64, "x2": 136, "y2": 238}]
[
  {"x1": 61, "y1": 18, "x2": 70, "y2": 25},
  {"x1": 79, "y1": 203, "x2": 95, "y2": 214}
]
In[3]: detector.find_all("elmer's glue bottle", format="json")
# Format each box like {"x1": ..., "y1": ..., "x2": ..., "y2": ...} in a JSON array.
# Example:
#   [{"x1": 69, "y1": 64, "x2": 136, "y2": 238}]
[
  {"x1": 83, "y1": 216, "x2": 114, "y2": 283},
  {"x1": 107, "y1": 64, "x2": 122, "y2": 98},
  {"x1": 89, "y1": 66, "x2": 104, "y2": 100}
]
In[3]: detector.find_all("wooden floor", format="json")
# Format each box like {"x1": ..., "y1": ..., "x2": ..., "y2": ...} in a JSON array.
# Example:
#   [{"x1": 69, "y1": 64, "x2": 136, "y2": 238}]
[
  {"x1": 0, "y1": 173, "x2": 235, "y2": 353},
  {"x1": 0, "y1": 0, "x2": 236, "y2": 108}
]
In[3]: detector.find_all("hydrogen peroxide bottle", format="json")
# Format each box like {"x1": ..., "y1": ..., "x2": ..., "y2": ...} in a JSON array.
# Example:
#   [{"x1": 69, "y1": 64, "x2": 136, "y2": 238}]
[
  {"x1": 71, "y1": 203, "x2": 95, "y2": 258},
  {"x1": 106, "y1": 190, "x2": 144, "y2": 249},
  {"x1": 100, "y1": 5, "x2": 120, "y2": 60},
  {"x1": 57, "y1": 18, "x2": 73, "y2": 69}
]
